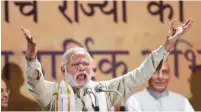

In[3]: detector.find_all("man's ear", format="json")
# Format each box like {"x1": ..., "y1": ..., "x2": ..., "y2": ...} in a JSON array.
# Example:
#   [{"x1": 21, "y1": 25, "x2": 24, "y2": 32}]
[{"x1": 61, "y1": 66, "x2": 65, "y2": 74}]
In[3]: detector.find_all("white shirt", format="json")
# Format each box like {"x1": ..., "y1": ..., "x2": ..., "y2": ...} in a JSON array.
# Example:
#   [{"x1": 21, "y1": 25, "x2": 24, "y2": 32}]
[
  {"x1": 26, "y1": 45, "x2": 169, "y2": 111},
  {"x1": 125, "y1": 87, "x2": 194, "y2": 112}
]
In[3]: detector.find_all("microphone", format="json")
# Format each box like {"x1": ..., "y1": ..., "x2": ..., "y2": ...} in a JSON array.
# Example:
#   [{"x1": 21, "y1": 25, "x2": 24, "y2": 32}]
[
  {"x1": 95, "y1": 84, "x2": 125, "y2": 111},
  {"x1": 85, "y1": 88, "x2": 99, "y2": 111}
]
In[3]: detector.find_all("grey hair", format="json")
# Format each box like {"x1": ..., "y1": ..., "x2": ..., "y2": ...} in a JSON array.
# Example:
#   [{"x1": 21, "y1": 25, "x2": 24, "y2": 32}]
[{"x1": 61, "y1": 47, "x2": 91, "y2": 67}]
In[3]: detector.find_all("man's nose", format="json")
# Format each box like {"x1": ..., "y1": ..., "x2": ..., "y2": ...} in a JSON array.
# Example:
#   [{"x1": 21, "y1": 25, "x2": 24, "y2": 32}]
[
  {"x1": 77, "y1": 64, "x2": 85, "y2": 71},
  {"x1": 158, "y1": 72, "x2": 163, "y2": 79},
  {"x1": 2, "y1": 92, "x2": 9, "y2": 97}
]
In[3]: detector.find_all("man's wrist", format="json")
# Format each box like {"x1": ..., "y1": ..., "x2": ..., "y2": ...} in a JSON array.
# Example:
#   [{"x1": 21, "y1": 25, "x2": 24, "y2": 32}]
[
  {"x1": 163, "y1": 43, "x2": 172, "y2": 52},
  {"x1": 25, "y1": 55, "x2": 36, "y2": 62}
]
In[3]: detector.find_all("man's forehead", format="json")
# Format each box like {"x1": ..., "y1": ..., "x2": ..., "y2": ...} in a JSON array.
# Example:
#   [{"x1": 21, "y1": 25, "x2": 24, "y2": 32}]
[
  {"x1": 1, "y1": 80, "x2": 7, "y2": 88},
  {"x1": 161, "y1": 62, "x2": 169, "y2": 70},
  {"x1": 67, "y1": 51, "x2": 90, "y2": 63}
]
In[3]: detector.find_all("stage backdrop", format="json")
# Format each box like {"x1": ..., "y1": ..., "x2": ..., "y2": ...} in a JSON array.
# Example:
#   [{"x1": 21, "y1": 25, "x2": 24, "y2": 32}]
[{"x1": 1, "y1": 1, "x2": 201, "y2": 111}]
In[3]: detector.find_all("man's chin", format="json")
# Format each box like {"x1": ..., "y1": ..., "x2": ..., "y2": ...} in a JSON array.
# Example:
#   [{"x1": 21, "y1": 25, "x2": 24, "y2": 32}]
[
  {"x1": 1, "y1": 103, "x2": 8, "y2": 108},
  {"x1": 75, "y1": 81, "x2": 88, "y2": 88},
  {"x1": 155, "y1": 87, "x2": 166, "y2": 92}
]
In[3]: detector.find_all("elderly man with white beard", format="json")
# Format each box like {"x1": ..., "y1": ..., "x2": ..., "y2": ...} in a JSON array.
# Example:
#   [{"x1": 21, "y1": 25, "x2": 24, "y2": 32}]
[{"x1": 22, "y1": 19, "x2": 194, "y2": 111}]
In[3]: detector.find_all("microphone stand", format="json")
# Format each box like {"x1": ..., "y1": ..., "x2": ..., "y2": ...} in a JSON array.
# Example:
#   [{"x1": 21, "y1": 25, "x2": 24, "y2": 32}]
[
  {"x1": 85, "y1": 88, "x2": 99, "y2": 111},
  {"x1": 95, "y1": 84, "x2": 125, "y2": 111},
  {"x1": 102, "y1": 90, "x2": 125, "y2": 111}
]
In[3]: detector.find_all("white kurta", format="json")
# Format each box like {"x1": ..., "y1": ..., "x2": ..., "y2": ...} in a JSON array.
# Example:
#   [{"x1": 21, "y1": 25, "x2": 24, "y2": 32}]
[
  {"x1": 26, "y1": 45, "x2": 169, "y2": 111},
  {"x1": 125, "y1": 87, "x2": 194, "y2": 112}
]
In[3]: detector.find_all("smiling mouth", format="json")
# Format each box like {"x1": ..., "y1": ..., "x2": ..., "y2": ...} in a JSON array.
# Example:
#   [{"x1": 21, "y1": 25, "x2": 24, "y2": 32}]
[
  {"x1": 155, "y1": 82, "x2": 165, "y2": 86},
  {"x1": 1, "y1": 101, "x2": 8, "y2": 103}
]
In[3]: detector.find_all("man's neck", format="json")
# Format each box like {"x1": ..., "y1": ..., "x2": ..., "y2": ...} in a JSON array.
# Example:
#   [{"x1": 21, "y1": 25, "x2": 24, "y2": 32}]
[
  {"x1": 148, "y1": 86, "x2": 167, "y2": 93},
  {"x1": 147, "y1": 87, "x2": 169, "y2": 100}
]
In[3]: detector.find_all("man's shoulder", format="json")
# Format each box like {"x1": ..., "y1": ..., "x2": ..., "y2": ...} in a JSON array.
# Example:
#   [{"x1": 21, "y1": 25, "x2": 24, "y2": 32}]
[
  {"x1": 88, "y1": 80, "x2": 102, "y2": 88},
  {"x1": 169, "y1": 91, "x2": 188, "y2": 100},
  {"x1": 128, "y1": 88, "x2": 149, "y2": 100},
  {"x1": 135, "y1": 88, "x2": 149, "y2": 95},
  {"x1": 90, "y1": 80, "x2": 100, "y2": 84}
]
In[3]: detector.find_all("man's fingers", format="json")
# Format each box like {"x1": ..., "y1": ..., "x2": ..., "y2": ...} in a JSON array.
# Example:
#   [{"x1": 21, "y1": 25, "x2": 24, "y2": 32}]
[
  {"x1": 21, "y1": 27, "x2": 30, "y2": 40},
  {"x1": 28, "y1": 40, "x2": 36, "y2": 47},
  {"x1": 179, "y1": 19, "x2": 194, "y2": 35},
  {"x1": 33, "y1": 42, "x2": 36, "y2": 47},
  {"x1": 188, "y1": 20, "x2": 194, "y2": 27},
  {"x1": 186, "y1": 20, "x2": 193, "y2": 29},
  {"x1": 21, "y1": 27, "x2": 33, "y2": 42},
  {"x1": 21, "y1": 27, "x2": 28, "y2": 38},
  {"x1": 182, "y1": 18, "x2": 193, "y2": 28},
  {"x1": 181, "y1": 20, "x2": 194, "y2": 35},
  {"x1": 183, "y1": 20, "x2": 194, "y2": 30},
  {"x1": 28, "y1": 43, "x2": 36, "y2": 52},
  {"x1": 170, "y1": 19, "x2": 176, "y2": 30},
  {"x1": 24, "y1": 29, "x2": 32, "y2": 39},
  {"x1": 185, "y1": 18, "x2": 192, "y2": 26},
  {"x1": 30, "y1": 44, "x2": 36, "y2": 53},
  {"x1": 171, "y1": 27, "x2": 177, "y2": 36},
  {"x1": 21, "y1": 27, "x2": 25, "y2": 32}
]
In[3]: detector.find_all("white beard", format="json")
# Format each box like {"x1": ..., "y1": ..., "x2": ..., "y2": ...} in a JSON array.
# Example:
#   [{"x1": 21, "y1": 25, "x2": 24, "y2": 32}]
[{"x1": 65, "y1": 70, "x2": 91, "y2": 88}]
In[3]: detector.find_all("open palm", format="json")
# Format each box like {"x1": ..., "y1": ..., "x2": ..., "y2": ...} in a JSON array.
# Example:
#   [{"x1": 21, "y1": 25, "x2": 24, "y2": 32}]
[{"x1": 164, "y1": 18, "x2": 194, "y2": 51}]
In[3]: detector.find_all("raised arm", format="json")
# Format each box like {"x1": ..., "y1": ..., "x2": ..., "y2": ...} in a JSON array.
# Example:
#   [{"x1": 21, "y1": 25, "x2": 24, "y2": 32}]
[
  {"x1": 21, "y1": 27, "x2": 57, "y2": 110},
  {"x1": 102, "y1": 19, "x2": 194, "y2": 106}
]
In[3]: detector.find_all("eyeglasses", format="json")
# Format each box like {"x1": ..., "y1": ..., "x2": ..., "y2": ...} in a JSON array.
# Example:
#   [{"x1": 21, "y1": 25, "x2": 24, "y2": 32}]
[{"x1": 1, "y1": 88, "x2": 11, "y2": 95}]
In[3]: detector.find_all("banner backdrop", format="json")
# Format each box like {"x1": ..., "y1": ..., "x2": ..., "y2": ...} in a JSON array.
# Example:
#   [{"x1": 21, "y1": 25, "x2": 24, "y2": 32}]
[{"x1": 1, "y1": 1, "x2": 201, "y2": 111}]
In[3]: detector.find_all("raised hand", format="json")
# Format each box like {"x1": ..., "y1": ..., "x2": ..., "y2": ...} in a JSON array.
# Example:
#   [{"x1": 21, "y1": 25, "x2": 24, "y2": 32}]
[
  {"x1": 164, "y1": 18, "x2": 194, "y2": 51},
  {"x1": 21, "y1": 27, "x2": 37, "y2": 61}
]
